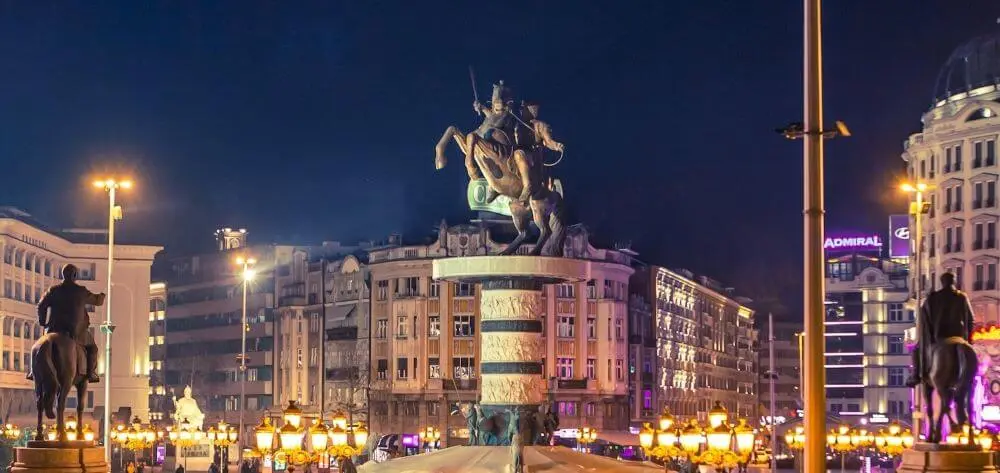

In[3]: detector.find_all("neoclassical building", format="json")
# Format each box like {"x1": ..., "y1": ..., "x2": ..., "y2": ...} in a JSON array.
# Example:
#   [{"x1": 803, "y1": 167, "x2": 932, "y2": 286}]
[
  {"x1": 902, "y1": 32, "x2": 1000, "y2": 325},
  {"x1": 366, "y1": 223, "x2": 634, "y2": 446},
  {"x1": 0, "y1": 207, "x2": 161, "y2": 423}
]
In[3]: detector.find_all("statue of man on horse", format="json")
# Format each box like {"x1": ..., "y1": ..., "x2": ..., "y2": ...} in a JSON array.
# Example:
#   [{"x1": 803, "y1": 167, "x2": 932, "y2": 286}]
[
  {"x1": 30, "y1": 264, "x2": 104, "y2": 441},
  {"x1": 434, "y1": 76, "x2": 569, "y2": 256},
  {"x1": 910, "y1": 272, "x2": 979, "y2": 443}
]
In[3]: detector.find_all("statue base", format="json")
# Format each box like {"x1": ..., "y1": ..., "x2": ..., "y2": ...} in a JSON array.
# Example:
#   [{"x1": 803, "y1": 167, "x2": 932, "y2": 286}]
[
  {"x1": 897, "y1": 443, "x2": 999, "y2": 472},
  {"x1": 10, "y1": 444, "x2": 107, "y2": 473}
]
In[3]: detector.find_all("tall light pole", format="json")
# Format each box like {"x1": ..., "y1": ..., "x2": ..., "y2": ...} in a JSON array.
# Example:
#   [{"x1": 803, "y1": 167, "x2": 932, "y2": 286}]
[
  {"x1": 901, "y1": 181, "x2": 931, "y2": 436},
  {"x1": 235, "y1": 256, "x2": 256, "y2": 470},
  {"x1": 92, "y1": 177, "x2": 133, "y2": 463}
]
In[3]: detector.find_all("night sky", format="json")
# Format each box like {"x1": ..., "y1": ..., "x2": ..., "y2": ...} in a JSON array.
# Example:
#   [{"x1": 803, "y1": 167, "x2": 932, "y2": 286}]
[{"x1": 1, "y1": 2, "x2": 997, "y2": 312}]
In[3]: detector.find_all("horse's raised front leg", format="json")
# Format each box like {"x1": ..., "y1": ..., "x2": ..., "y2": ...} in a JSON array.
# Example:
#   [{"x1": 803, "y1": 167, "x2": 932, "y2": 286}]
[{"x1": 435, "y1": 126, "x2": 459, "y2": 170}]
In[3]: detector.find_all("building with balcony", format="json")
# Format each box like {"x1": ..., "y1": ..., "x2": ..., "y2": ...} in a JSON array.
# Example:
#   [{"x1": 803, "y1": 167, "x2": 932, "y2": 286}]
[
  {"x1": 824, "y1": 243, "x2": 912, "y2": 424},
  {"x1": 0, "y1": 207, "x2": 161, "y2": 423},
  {"x1": 272, "y1": 245, "x2": 370, "y2": 424},
  {"x1": 153, "y1": 228, "x2": 280, "y2": 425},
  {"x1": 901, "y1": 31, "x2": 1000, "y2": 325},
  {"x1": 366, "y1": 223, "x2": 634, "y2": 447},
  {"x1": 756, "y1": 319, "x2": 802, "y2": 420},
  {"x1": 629, "y1": 266, "x2": 757, "y2": 427}
]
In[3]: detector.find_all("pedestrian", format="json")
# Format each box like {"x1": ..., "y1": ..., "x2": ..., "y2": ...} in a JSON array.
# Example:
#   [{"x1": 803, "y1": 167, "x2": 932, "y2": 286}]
[{"x1": 175, "y1": 465, "x2": 184, "y2": 473}]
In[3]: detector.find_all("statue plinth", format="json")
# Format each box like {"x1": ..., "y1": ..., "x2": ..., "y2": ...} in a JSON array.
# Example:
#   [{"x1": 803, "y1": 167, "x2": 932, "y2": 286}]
[
  {"x1": 11, "y1": 442, "x2": 107, "y2": 473},
  {"x1": 434, "y1": 256, "x2": 588, "y2": 445},
  {"x1": 896, "y1": 443, "x2": 999, "y2": 473}
]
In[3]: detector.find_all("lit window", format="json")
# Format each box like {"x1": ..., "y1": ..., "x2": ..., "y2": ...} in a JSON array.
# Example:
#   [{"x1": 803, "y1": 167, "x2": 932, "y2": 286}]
[{"x1": 148, "y1": 336, "x2": 155, "y2": 346}]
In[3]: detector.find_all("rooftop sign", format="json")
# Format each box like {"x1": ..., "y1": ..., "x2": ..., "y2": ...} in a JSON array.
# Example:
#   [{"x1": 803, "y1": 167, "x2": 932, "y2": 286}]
[{"x1": 824, "y1": 234, "x2": 883, "y2": 252}]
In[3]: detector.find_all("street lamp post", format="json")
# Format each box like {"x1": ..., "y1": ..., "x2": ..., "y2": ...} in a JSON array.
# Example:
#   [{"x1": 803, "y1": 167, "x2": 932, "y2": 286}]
[
  {"x1": 235, "y1": 256, "x2": 257, "y2": 470},
  {"x1": 93, "y1": 177, "x2": 132, "y2": 463},
  {"x1": 901, "y1": 181, "x2": 932, "y2": 437}
]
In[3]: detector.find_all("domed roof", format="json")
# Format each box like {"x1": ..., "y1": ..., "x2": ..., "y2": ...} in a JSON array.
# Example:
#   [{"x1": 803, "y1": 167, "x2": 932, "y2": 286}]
[{"x1": 934, "y1": 32, "x2": 1000, "y2": 103}]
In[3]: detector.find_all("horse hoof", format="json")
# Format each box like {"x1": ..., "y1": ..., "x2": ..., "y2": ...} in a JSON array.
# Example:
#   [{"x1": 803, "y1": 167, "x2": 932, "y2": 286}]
[{"x1": 435, "y1": 156, "x2": 446, "y2": 170}]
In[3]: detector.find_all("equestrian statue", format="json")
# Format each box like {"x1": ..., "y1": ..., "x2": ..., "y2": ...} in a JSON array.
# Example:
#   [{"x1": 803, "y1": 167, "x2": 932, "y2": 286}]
[
  {"x1": 910, "y1": 272, "x2": 979, "y2": 443},
  {"x1": 434, "y1": 77, "x2": 568, "y2": 256},
  {"x1": 30, "y1": 264, "x2": 104, "y2": 442}
]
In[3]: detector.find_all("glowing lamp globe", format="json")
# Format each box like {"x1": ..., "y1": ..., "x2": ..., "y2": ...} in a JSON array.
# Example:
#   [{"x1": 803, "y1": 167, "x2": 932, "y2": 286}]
[
  {"x1": 329, "y1": 425, "x2": 348, "y2": 447},
  {"x1": 83, "y1": 425, "x2": 95, "y2": 442},
  {"x1": 733, "y1": 419, "x2": 754, "y2": 454},
  {"x1": 254, "y1": 417, "x2": 276, "y2": 453},
  {"x1": 66, "y1": 416, "x2": 78, "y2": 432},
  {"x1": 705, "y1": 424, "x2": 731, "y2": 451},
  {"x1": 679, "y1": 421, "x2": 703, "y2": 454},
  {"x1": 310, "y1": 422, "x2": 330, "y2": 451},
  {"x1": 708, "y1": 401, "x2": 728, "y2": 429},
  {"x1": 331, "y1": 411, "x2": 348, "y2": 431},
  {"x1": 282, "y1": 401, "x2": 303, "y2": 429},
  {"x1": 279, "y1": 422, "x2": 303, "y2": 451},
  {"x1": 353, "y1": 424, "x2": 369, "y2": 447},
  {"x1": 639, "y1": 426, "x2": 654, "y2": 449},
  {"x1": 901, "y1": 430, "x2": 915, "y2": 448},
  {"x1": 658, "y1": 409, "x2": 675, "y2": 432}
]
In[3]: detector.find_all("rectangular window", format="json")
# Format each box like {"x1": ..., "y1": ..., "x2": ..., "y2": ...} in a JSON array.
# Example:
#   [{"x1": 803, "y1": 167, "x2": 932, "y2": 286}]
[
  {"x1": 375, "y1": 319, "x2": 387, "y2": 339},
  {"x1": 976, "y1": 222, "x2": 985, "y2": 249},
  {"x1": 375, "y1": 280, "x2": 388, "y2": 301},
  {"x1": 2, "y1": 352, "x2": 7, "y2": 370},
  {"x1": 396, "y1": 316, "x2": 409, "y2": 338},
  {"x1": 956, "y1": 225, "x2": 964, "y2": 251},
  {"x1": 888, "y1": 367, "x2": 905, "y2": 387},
  {"x1": 398, "y1": 277, "x2": 419, "y2": 297},
  {"x1": 887, "y1": 303, "x2": 905, "y2": 322},
  {"x1": 587, "y1": 318, "x2": 596, "y2": 339},
  {"x1": 428, "y1": 358, "x2": 441, "y2": 379},
  {"x1": 945, "y1": 148, "x2": 952, "y2": 173},
  {"x1": 557, "y1": 316, "x2": 574, "y2": 338},
  {"x1": 615, "y1": 359, "x2": 624, "y2": 381},
  {"x1": 453, "y1": 357, "x2": 475, "y2": 379},
  {"x1": 586, "y1": 280, "x2": 596, "y2": 299},
  {"x1": 557, "y1": 358, "x2": 574, "y2": 379},
  {"x1": 556, "y1": 284, "x2": 575, "y2": 299},
  {"x1": 989, "y1": 140, "x2": 997, "y2": 166},
  {"x1": 429, "y1": 282, "x2": 440, "y2": 298},
  {"x1": 976, "y1": 182, "x2": 985, "y2": 209},
  {"x1": 615, "y1": 318, "x2": 623, "y2": 340},
  {"x1": 455, "y1": 283, "x2": 475, "y2": 297},
  {"x1": 13, "y1": 353, "x2": 20, "y2": 372},
  {"x1": 397, "y1": 358, "x2": 409, "y2": 379},
  {"x1": 376, "y1": 359, "x2": 388, "y2": 380},
  {"x1": 931, "y1": 152, "x2": 938, "y2": 176},
  {"x1": 990, "y1": 181, "x2": 997, "y2": 207},
  {"x1": 428, "y1": 316, "x2": 441, "y2": 336},
  {"x1": 454, "y1": 315, "x2": 475, "y2": 337},
  {"x1": 888, "y1": 335, "x2": 904, "y2": 355},
  {"x1": 586, "y1": 359, "x2": 596, "y2": 380},
  {"x1": 946, "y1": 227, "x2": 954, "y2": 252},
  {"x1": 975, "y1": 141, "x2": 984, "y2": 168},
  {"x1": 558, "y1": 401, "x2": 577, "y2": 417},
  {"x1": 956, "y1": 144, "x2": 964, "y2": 171}
]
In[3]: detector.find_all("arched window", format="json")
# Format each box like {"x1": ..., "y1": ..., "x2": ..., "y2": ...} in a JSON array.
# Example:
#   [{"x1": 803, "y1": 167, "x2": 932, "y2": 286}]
[
  {"x1": 14, "y1": 250, "x2": 23, "y2": 268},
  {"x1": 967, "y1": 108, "x2": 996, "y2": 122},
  {"x1": 43, "y1": 260, "x2": 51, "y2": 277}
]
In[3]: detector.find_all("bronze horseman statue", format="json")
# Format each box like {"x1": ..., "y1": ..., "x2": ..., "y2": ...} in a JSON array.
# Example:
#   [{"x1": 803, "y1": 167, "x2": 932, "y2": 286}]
[
  {"x1": 30, "y1": 264, "x2": 104, "y2": 441},
  {"x1": 910, "y1": 272, "x2": 979, "y2": 443},
  {"x1": 435, "y1": 78, "x2": 568, "y2": 256}
]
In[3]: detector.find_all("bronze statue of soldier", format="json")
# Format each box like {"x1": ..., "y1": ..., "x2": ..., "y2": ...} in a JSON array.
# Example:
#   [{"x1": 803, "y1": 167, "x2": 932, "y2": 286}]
[{"x1": 912, "y1": 272, "x2": 979, "y2": 443}]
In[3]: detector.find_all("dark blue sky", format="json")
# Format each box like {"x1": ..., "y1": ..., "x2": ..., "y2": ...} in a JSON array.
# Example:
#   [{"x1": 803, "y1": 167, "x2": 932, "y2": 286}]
[{"x1": 0, "y1": 1, "x2": 996, "y2": 304}]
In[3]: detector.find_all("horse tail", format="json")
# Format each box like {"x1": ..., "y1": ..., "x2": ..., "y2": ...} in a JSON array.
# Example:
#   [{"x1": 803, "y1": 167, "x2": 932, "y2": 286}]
[
  {"x1": 957, "y1": 342, "x2": 978, "y2": 389},
  {"x1": 545, "y1": 192, "x2": 567, "y2": 256}
]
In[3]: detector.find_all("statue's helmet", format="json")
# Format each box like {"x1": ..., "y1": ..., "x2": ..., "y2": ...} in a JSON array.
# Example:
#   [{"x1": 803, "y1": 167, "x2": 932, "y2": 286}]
[{"x1": 491, "y1": 80, "x2": 512, "y2": 108}]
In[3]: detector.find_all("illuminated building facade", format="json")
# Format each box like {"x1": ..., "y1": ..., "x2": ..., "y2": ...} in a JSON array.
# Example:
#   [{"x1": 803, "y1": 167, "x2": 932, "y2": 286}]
[
  {"x1": 901, "y1": 32, "x2": 1000, "y2": 326},
  {"x1": 0, "y1": 207, "x2": 161, "y2": 423},
  {"x1": 149, "y1": 282, "x2": 167, "y2": 423},
  {"x1": 824, "y1": 232, "x2": 912, "y2": 424},
  {"x1": 366, "y1": 223, "x2": 633, "y2": 446},
  {"x1": 757, "y1": 320, "x2": 802, "y2": 419},
  {"x1": 629, "y1": 266, "x2": 757, "y2": 426}
]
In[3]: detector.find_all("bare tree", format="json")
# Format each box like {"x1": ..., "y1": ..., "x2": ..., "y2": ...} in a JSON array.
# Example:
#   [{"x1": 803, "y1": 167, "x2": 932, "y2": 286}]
[{"x1": 327, "y1": 344, "x2": 371, "y2": 425}]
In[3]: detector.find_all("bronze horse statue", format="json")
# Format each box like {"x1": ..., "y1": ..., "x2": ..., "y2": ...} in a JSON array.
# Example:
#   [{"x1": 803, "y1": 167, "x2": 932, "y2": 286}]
[
  {"x1": 31, "y1": 332, "x2": 90, "y2": 441},
  {"x1": 922, "y1": 337, "x2": 979, "y2": 443},
  {"x1": 434, "y1": 82, "x2": 567, "y2": 256}
]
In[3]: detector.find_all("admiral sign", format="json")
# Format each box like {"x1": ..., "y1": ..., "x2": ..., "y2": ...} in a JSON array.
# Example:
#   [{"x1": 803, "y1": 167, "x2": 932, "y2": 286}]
[{"x1": 824, "y1": 234, "x2": 883, "y2": 252}]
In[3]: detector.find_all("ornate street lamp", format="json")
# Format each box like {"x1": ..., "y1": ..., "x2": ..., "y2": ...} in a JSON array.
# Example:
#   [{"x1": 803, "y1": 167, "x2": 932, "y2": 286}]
[
  {"x1": 576, "y1": 427, "x2": 597, "y2": 452},
  {"x1": 419, "y1": 426, "x2": 441, "y2": 452},
  {"x1": 208, "y1": 421, "x2": 239, "y2": 469},
  {"x1": 0, "y1": 423, "x2": 21, "y2": 441},
  {"x1": 252, "y1": 402, "x2": 367, "y2": 471}
]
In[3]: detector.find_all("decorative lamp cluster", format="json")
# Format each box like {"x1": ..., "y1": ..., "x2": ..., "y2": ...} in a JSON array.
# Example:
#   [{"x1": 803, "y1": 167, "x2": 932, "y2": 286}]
[
  {"x1": 638, "y1": 402, "x2": 754, "y2": 470},
  {"x1": 945, "y1": 424, "x2": 995, "y2": 451},
  {"x1": 0, "y1": 423, "x2": 22, "y2": 441},
  {"x1": 252, "y1": 401, "x2": 368, "y2": 466},
  {"x1": 111, "y1": 416, "x2": 158, "y2": 451},
  {"x1": 872, "y1": 423, "x2": 915, "y2": 457}
]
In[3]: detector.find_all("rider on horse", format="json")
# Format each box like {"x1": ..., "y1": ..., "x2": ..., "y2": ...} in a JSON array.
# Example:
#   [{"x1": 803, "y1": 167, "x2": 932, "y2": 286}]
[
  {"x1": 906, "y1": 272, "x2": 975, "y2": 387},
  {"x1": 30, "y1": 264, "x2": 103, "y2": 384}
]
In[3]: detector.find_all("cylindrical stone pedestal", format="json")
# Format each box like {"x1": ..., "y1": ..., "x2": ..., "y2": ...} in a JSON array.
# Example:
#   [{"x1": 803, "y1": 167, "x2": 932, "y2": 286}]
[
  {"x1": 11, "y1": 441, "x2": 108, "y2": 473},
  {"x1": 434, "y1": 256, "x2": 588, "y2": 446},
  {"x1": 479, "y1": 279, "x2": 547, "y2": 409}
]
